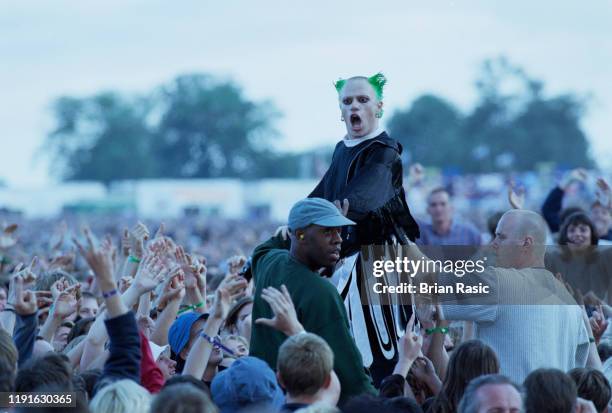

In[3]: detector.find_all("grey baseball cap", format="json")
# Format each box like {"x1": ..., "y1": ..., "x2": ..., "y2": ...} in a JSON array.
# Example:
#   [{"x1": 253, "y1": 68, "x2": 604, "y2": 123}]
[{"x1": 288, "y1": 197, "x2": 355, "y2": 231}]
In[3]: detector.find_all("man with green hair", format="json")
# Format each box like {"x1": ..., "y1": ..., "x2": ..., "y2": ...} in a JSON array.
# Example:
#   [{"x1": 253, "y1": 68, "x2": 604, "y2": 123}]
[{"x1": 308, "y1": 73, "x2": 421, "y2": 384}]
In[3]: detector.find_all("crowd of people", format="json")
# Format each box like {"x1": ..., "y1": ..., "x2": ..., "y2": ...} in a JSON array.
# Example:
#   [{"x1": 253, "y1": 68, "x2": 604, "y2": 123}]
[{"x1": 0, "y1": 165, "x2": 610, "y2": 413}]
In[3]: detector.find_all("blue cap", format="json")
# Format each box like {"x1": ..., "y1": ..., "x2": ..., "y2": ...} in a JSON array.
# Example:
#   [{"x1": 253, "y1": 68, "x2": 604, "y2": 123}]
[
  {"x1": 211, "y1": 356, "x2": 285, "y2": 413},
  {"x1": 288, "y1": 198, "x2": 355, "y2": 231},
  {"x1": 168, "y1": 312, "x2": 208, "y2": 356}
]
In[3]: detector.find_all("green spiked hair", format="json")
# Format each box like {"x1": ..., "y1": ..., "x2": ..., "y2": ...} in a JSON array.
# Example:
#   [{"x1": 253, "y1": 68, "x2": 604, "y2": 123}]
[{"x1": 333, "y1": 72, "x2": 387, "y2": 100}]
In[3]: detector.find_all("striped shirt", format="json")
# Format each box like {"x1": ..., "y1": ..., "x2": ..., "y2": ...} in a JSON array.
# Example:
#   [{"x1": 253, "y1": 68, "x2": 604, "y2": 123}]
[{"x1": 442, "y1": 267, "x2": 589, "y2": 384}]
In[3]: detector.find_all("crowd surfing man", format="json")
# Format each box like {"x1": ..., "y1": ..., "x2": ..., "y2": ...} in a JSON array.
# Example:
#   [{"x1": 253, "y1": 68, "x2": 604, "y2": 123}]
[
  {"x1": 306, "y1": 73, "x2": 420, "y2": 383},
  {"x1": 250, "y1": 197, "x2": 376, "y2": 404}
]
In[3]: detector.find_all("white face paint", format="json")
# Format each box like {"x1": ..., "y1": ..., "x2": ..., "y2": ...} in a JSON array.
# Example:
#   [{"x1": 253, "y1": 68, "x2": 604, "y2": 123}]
[{"x1": 339, "y1": 78, "x2": 383, "y2": 138}]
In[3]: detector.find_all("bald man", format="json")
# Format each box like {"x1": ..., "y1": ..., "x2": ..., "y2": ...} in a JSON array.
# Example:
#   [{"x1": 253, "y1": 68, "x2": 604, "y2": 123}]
[{"x1": 408, "y1": 210, "x2": 590, "y2": 383}]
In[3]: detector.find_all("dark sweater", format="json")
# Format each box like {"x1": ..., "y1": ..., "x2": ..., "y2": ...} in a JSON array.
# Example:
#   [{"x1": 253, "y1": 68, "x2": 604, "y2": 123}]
[
  {"x1": 13, "y1": 312, "x2": 37, "y2": 367},
  {"x1": 94, "y1": 311, "x2": 141, "y2": 394},
  {"x1": 249, "y1": 235, "x2": 376, "y2": 404}
]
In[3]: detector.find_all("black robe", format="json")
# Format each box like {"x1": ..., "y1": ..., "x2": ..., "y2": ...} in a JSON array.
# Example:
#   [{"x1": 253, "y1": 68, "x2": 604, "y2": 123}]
[
  {"x1": 308, "y1": 131, "x2": 420, "y2": 385},
  {"x1": 309, "y1": 131, "x2": 420, "y2": 254}
]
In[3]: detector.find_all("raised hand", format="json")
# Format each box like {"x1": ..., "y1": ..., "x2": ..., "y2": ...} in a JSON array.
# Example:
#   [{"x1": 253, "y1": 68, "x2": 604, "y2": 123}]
[
  {"x1": 9, "y1": 274, "x2": 38, "y2": 316},
  {"x1": 596, "y1": 177, "x2": 611, "y2": 209},
  {"x1": 0, "y1": 223, "x2": 18, "y2": 250},
  {"x1": 51, "y1": 286, "x2": 79, "y2": 320},
  {"x1": 274, "y1": 225, "x2": 290, "y2": 241},
  {"x1": 129, "y1": 222, "x2": 149, "y2": 259},
  {"x1": 590, "y1": 306, "x2": 608, "y2": 344},
  {"x1": 508, "y1": 181, "x2": 525, "y2": 209},
  {"x1": 74, "y1": 227, "x2": 114, "y2": 289},
  {"x1": 227, "y1": 255, "x2": 246, "y2": 276},
  {"x1": 157, "y1": 268, "x2": 186, "y2": 309},
  {"x1": 255, "y1": 285, "x2": 304, "y2": 336},
  {"x1": 394, "y1": 313, "x2": 424, "y2": 377},
  {"x1": 120, "y1": 228, "x2": 131, "y2": 257},
  {"x1": 133, "y1": 254, "x2": 170, "y2": 294},
  {"x1": 561, "y1": 168, "x2": 588, "y2": 190},
  {"x1": 333, "y1": 198, "x2": 350, "y2": 217}
]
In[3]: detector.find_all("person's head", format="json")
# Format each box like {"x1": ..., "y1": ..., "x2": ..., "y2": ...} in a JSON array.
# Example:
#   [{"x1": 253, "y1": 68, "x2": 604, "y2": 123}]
[
  {"x1": 168, "y1": 312, "x2": 209, "y2": 361},
  {"x1": 288, "y1": 198, "x2": 355, "y2": 271},
  {"x1": 458, "y1": 374, "x2": 521, "y2": 413},
  {"x1": 221, "y1": 334, "x2": 249, "y2": 359},
  {"x1": 163, "y1": 374, "x2": 211, "y2": 396},
  {"x1": 0, "y1": 285, "x2": 7, "y2": 311},
  {"x1": 78, "y1": 292, "x2": 99, "y2": 319},
  {"x1": 77, "y1": 369, "x2": 102, "y2": 402},
  {"x1": 149, "y1": 341, "x2": 177, "y2": 380},
  {"x1": 15, "y1": 353, "x2": 73, "y2": 392},
  {"x1": 436, "y1": 340, "x2": 500, "y2": 411},
  {"x1": 591, "y1": 201, "x2": 612, "y2": 238},
  {"x1": 151, "y1": 383, "x2": 218, "y2": 413},
  {"x1": 277, "y1": 333, "x2": 338, "y2": 403},
  {"x1": 35, "y1": 270, "x2": 78, "y2": 292},
  {"x1": 427, "y1": 188, "x2": 453, "y2": 226},
  {"x1": 211, "y1": 356, "x2": 285, "y2": 413},
  {"x1": 335, "y1": 73, "x2": 385, "y2": 139},
  {"x1": 89, "y1": 379, "x2": 151, "y2": 413},
  {"x1": 0, "y1": 329, "x2": 18, "y2": 391},
  {"x1": 52, "y1": 321, "x2": 75, "y2": 352},
  {"x1": 569, "y1": 368, "x2": 611, "y2": 413},
  {"x1": 223, "y1": 297, "x2": 253, "y2": 343},
  {"x1": 523, "y1": 368, "x2": 576, "y2": 413},
  {"x1": 341, "y1": 394, "x2": 422, "y2": 413},
  {"x1": 559, "y1": 212, "x2": 599, "y2": 251},
  {"x1": 492, "y1": 209, "x2": 548, "y2": 268}
]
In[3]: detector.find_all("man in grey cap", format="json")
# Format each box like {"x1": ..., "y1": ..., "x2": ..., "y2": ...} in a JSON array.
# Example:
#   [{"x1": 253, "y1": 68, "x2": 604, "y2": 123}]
[{"x1": 249, "y1": 197, "x2": 376, "y2": 404}]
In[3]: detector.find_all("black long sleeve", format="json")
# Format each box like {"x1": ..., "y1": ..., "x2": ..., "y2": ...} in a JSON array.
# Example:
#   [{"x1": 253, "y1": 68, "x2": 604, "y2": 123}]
[
  {"x1": 541, "y1": 186, "x2": 565, "y2": 233},
  {"x1": 13, "y1": 313, "x2": 37, "y2": 367}
]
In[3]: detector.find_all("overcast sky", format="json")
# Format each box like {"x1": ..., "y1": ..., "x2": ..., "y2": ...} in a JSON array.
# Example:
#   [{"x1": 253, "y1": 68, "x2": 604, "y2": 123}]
[{"x1": 1, "y1": 1, "x2": 611, "y2": 186}]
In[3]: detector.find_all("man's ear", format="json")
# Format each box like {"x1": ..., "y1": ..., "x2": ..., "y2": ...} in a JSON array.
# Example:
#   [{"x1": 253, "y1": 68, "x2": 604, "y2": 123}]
[{"x1": 322, "y1": 372, "x2": 331, "y2": 389}]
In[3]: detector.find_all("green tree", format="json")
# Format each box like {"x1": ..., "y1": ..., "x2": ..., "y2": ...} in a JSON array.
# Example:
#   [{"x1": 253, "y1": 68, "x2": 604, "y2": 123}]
[
  {"x1": 45, "y1": 92, "x2": 155, "y2": 186},
  {"x1": 152, "y1": 74, "x2": 282, "y2": 178}
]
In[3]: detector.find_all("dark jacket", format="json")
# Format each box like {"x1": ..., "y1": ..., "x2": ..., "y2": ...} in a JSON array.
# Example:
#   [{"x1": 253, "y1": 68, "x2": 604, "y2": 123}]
[
  {"x1": 309, "y1": 132, "x2": 419, "y2": 255},
  {"x1": 13, "y1": 313, "x2": 37, "y2": 367}
]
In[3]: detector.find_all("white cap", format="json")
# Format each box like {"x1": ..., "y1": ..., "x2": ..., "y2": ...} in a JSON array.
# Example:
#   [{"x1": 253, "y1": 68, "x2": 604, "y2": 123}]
[{"x1": 149, "y1": 341, "x2": 170, "y2": 361}]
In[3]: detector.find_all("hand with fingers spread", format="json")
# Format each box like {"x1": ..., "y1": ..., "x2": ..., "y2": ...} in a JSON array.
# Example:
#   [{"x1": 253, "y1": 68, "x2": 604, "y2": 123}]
[
  {"x1": 133, "y1": 254, "x2": 170, "y2": 294},
  {"x1": 210, "y1": 276, "x2": 248, "y2": 321},
  {"x1": 274, "y1": 225, "x2": 290, "y2": 241},
  {"x1": 157, "y1": 269, "x2": 186, "y2": 310},
  {"x1": 560, "y1": 168, "x2": 588, "y2": 190},
  {"x1": 74, "y1": 227, "x2": 115, "y2": 290},
  {"x1": 395, "y1": 313, "x2": 423, "y2": 377},
  {"x1": 596, "y1": 177, "x2": 612, "y2": 209},
  {"x1": 333, "y1": 199, "x2": 350, "y2": 217},
  {"x1": 255, "y1": 285, "x2": 304, "y2": 336},
  {"x1": 129, "y1": 221, "x2": 149, "y2": 259},
  {"x1": 227, "y1": 255, "x2": 247, "y2": 276},
  {"x1": 51, "y1": 286, "x2": 79, "y2": 320},
  {"x1": 12, "y1": 257, "x2": 39, "y2": 288}
]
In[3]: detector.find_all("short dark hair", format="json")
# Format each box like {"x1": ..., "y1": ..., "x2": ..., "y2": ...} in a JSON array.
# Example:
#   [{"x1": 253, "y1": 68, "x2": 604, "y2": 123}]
[
  {"x1": 524, "y1": 368, "x2": 576, "y2": 413},
  {"x1": 67, "y1": 317, "x2": 95, "y2": 344},
  {"x1": 458, "y1": 374, "x2": 520, "y2": 413},
  {"x1": 598, "y1": 340, "x2": 612, "y2": 363},
  {"x1": 35, "y1": 270, "x2": 78, "y2": 292},
  {"x1": 151, "y1": 383, "x2": 218, "y2": 413},
  {"x1": 568, "y1": 368, "x2": 611, "y2": 413},
  {"x1": 558, "y1": 212, "x2": 599, "y2": 247},
  {"x1": 342, "y1": 394, "x2": 422, "y2": 413},
  {"x1": 76, "y1": 369, "x2": 102, "y2": 402},
  {"x1": 427, "y1": 187, "x2": 451, "y2": 204},
  {"x1": 15, "y1": 353, "x2": 73, "y2": 392}
]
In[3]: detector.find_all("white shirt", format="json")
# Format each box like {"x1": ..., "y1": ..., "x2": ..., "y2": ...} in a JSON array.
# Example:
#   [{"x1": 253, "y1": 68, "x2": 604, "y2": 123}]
[{"x1": 342, "y1": 127, "x2": 385, "y2": 148}]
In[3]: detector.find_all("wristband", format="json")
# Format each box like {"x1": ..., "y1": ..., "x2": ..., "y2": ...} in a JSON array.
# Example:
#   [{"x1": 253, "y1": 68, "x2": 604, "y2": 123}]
[
  {"x1": 2, "y1": 307, "x2": 15, "y2": 314},
  {"x1": 200, "y1": 332, "x2": 235, "y2": 356},
  {"x1": 425, "y1": 327, "x2": 449, "y2": 335},
  {"x1": 128, "y1": 255, "x2": 141, "y2": 264},
  {"x1": 102, "y1": 289, "x2": 118, "y2": 299},
  {"x1": 589, "y1": 337, "x2": 596, "y2": 343},
  {"x1": 193, "y1": 301, "x2": 205, "y2": 309}
]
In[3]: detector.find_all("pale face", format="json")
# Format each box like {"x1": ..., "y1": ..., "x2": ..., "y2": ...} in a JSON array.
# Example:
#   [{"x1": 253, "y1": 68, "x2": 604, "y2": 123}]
[
  {"x1": 427, "y1": 191, "x2": 453, "y2": 225},
  {"x1": 78, "y1": 297, "x2": 99, "y2": 319},
  {"x1": 492, "y1": 215, "x2": 527, "y2": 268},
  {"x1": 475, "y1": 383, "x2": 522, "y2": 413},
  {"x1": 157, "y1": 354, "x2": 177, "y2": 379},
  {"x1": 223, "y1": 337, "x2": 249, "y2": 358},
  {"x1": 566, "y1": 223, "x2": 592, "y2": 251},
  {"x1": 339, "y1": 78, "x2": 382, "y2": 138}
]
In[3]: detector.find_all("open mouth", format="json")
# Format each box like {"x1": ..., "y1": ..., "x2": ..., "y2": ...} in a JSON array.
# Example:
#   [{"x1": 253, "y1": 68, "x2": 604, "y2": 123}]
[{"x1": 350, "y1": 114, "x2": 362, "y2": 127}]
